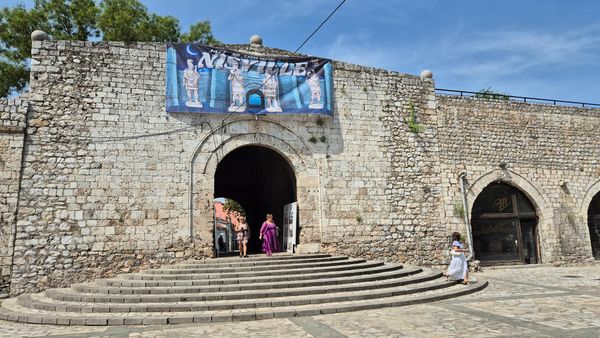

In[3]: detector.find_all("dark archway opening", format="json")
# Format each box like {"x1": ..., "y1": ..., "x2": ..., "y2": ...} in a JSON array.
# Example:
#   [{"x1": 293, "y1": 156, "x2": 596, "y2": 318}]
[
  {"x1": 471, "y1": 182, "x2": 539, "y2": 265},
  {"x1": 587, "y1": 193, "x2": 600, "y2": 260},
  {"x1": 214, "y1": 145, "x2": 296, "y2": 254},
  {"x1": 246, "y1": 89, "x2": 265, "y2": 109}
]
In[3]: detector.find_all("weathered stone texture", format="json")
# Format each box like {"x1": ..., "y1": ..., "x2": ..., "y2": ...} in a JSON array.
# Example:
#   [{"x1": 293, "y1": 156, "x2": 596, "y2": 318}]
[
  {"x1": 436, "y1": 96, "x2": 600, "y2": 264},
  {"x1": 320, "y1": 70, "x2": 443, "y2": 266},
  {"x1": 0, "y1": 98, "x2": 28, "y2": 294},
  {"x1": 4, "y1": 40, "x2": 600, "y2": 295}
]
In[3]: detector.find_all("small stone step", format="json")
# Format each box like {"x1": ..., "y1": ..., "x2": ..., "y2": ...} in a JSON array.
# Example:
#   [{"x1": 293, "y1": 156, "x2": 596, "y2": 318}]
[
  {"x1": 141, "y1": 257, "x2": 362, "y2": 275},
  {"x1": 163, "y1": 254, "x2": 338, "y2": 268},
  {"x1": 99, "y1": 262, "x2": 399, "y2": 287},
  {"x1": 17, "y1": 278, "x2": 457, "y2": 314},
  {"x1": 181, "y1": 253, "x2": 331, "y2": 265},
  {"x1": 70, "y1": 266, "x2": 422, "y2": 295},
  {"x1": 46, "y1": 269, "x2": 436, "y2": 303},
  {"x1": 118, "y1": 258, "x2": 373, "y2": 280}
]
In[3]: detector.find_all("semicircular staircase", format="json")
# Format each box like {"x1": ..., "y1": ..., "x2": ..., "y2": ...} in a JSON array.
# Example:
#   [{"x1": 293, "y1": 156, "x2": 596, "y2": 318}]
[{"x1": 0, "y1": 254, "x2": 486, "y2": 326}]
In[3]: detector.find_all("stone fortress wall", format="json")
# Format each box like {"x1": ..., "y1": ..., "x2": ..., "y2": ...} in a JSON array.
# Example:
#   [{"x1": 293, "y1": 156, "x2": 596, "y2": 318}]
[
  {"x1": 436, "y1": 98, "x2": 600, "y2": 264},
  {"x1": 0, "y1": 98, "x2": 28, "y2": 294},
  {"x1": 0, "y1": 38, "x2": 598, "y2": 295}
]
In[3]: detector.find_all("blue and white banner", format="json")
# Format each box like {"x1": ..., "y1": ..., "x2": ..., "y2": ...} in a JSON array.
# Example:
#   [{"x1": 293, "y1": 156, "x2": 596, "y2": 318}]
[{"x1": 166, "y1": 43, "x2": 333, "y2": 115}]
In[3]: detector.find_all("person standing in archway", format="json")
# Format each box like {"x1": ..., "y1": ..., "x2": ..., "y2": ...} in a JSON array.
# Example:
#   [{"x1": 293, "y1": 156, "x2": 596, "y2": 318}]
[
  {"x1": 259, "y1": 214, "x2": 280, "y2": 256},
  {"x1": 235, "y1": 216, "x2": 250, "y2": 258}
]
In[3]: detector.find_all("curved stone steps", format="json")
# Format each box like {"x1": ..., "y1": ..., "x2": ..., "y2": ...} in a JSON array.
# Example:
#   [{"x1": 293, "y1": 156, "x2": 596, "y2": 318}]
[
  {"x1": 98, "y1": 262, "x2": 402, "y2": 287},
  {"x1": 46, "y1": 272, "x2": 441, "y2": 304},
  {"x1": 161, "y1": 254, "x2": 343, "y2": 268},
  {"x1": 140, "y1": 257, "x2": 362, "y2": 275},
  {"x1": 177, "y1": 253, "x2": 333, "y2": 266},
  {"x1": 0, "y1": 254, "x2": 487, "y2": 326},
  {"x1": 0, "y1": 282, "x2": 488, "y2": 326},
  {"x1": 117, "y1": 258, "x2": 378, "y2": 281},
  {"x1": 70, "y1": 266, "x2": 424, "y2": 295},
  {"x1": 17, "y1": 278, "x2": 457, "y2": 314}
]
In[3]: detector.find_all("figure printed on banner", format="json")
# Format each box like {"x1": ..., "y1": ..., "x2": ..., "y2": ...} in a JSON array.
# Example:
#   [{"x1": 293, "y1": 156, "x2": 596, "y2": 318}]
[
  {"x1": 183, "y1": 59, "x2": 202, "y2": 108},
  {"x1": 166, "y1": 43, "x2": 334, "y2": 115}
]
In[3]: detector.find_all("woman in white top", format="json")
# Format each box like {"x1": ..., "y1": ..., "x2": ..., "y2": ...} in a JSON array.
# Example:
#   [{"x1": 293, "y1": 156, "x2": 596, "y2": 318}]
[{"x1": 445, "y1": 232, "x2": 469, "y2": 285}]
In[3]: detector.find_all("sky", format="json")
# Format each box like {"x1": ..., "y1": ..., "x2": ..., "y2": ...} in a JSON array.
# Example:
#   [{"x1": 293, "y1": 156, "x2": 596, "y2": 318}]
[{"x1": 3, "y1": 0, "x2": 600, "y2": 103}]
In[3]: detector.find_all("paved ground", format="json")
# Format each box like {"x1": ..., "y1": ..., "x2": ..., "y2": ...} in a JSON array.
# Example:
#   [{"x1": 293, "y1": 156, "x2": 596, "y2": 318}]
[{"x1": 1, "y1": 264, "x2": 599, "y2": 338}]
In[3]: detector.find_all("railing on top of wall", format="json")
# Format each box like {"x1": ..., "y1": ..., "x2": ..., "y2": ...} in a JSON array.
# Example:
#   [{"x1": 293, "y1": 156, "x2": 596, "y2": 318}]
[{"x1": 435, "y1": 88, "x2": 600, "y2": 109}]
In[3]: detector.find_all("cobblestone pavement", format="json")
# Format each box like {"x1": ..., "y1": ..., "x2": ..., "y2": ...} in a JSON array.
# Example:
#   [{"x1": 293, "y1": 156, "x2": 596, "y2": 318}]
[{"x1": 1, "y1": 265, "x2": 599, "y2": 338}]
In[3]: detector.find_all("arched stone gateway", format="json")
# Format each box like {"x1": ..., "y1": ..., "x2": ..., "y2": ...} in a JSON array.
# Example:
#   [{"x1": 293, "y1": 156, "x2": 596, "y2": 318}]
[
  {"x1": 189, "y1": 118, "x2": 323, "y2": 257},
  {"x1": 587, "y1": 193, "x2": 600, "y2": 259},
  {"x1": 471, "y1": 182, "x2": 539, "y2": 264},
  {"x1": 465, "y1": 169, "x2": 554, "y2": 264},
  {"x1": 214, "y1": 145, "x2": 296, "y2": 254}
]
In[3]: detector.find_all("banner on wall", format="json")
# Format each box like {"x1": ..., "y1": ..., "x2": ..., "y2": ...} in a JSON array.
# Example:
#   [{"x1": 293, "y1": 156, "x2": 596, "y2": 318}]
[{"x1": 166, "y1": 43, "x2": 334, "y2": 115}]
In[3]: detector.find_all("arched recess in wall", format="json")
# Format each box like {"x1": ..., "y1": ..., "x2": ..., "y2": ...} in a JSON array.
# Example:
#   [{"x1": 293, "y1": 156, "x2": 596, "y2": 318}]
[
  {"x1": 580, "y1": 181, "x2": 600, "y2": 260},
  {"x1": 466, "y1": 169, "x2": 553, "y2": 263},
  {"x1": 214, "y1": 145, "x2": 296, "y2": 255},
  {"x1": 188, "y1": 118, "x2": 323, "y2": 253},
  {"x1": 471, "y1": 182, "x2": 539, "y2": 264}
]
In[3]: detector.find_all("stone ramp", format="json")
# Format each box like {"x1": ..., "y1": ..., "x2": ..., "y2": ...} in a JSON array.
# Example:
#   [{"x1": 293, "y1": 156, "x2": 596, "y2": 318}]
[{"x1": 0, "y1": 254, "x2": 487, "y2": 325}]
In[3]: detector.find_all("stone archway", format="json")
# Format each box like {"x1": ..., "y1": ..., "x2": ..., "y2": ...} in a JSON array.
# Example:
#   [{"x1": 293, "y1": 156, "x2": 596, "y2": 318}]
[
  {"x1": 466, "y1": 169, "x2": 554, "y2": 263},
  {"x1": 188, "y1": 118, "x2": 322, "y2": 257},
  {"x1": 586, "y1": 192, "x2": 600, "y2": 260},
  {"x1": 214, "y1": 145, "x2": 296, "y2": 254},
  {"x1": 471, "y1": 182, "x2": 539, "y2": 264},
  {"x1": 579, "y1": 181, "x2": 600, "y2": 260}
]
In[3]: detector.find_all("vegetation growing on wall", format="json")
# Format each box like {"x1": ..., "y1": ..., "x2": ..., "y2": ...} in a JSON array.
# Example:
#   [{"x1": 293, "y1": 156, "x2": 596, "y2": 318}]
[
  {"x1": 405, "y1": 101, "x2": 424, "y2": 133},
  {"x1": 475, "y1": 87, "x2": 510, "y2": 101}
]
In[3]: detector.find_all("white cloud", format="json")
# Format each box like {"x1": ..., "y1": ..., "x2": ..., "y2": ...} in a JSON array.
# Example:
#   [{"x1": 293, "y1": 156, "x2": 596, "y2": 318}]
[
  {"x1": 434, "y1": 24, "x2": 600, "y2": 80},
  {"x1": 323, "y1": 24, "x2": 600, "y2": 96},
  {"x1": 323, "y1": 32, "x2": 419, "y2": 71}
]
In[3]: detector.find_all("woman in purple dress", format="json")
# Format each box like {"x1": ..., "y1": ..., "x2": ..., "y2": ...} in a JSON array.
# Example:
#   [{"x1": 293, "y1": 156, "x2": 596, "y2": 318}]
[{"x1": 259, "y1": 214, "x2": 279, "y2": 256}]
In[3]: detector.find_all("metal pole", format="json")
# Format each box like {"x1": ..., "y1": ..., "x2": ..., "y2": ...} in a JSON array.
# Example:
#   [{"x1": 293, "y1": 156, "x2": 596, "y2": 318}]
[{"x1": 459, "y1": 171, "x2": 474, "y2": 261}]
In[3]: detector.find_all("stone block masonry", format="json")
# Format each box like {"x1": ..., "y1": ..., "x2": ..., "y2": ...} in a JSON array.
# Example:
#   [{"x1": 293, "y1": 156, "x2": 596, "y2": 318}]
[
  {"x1": 2, "y1": 39, "x2": 599, "y2": 295},
  {"x1": 0, "y1": 98, "x2": 28, "y2": 294},
  {"x1": 436, "y1": 96, "x2": 600, "y2": 264}
]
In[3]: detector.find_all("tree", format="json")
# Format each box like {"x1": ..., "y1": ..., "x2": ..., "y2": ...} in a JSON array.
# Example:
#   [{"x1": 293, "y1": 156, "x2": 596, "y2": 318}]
[
  {"x1": 0, "y1": 62, "x2": 29, "y2": 98},
  {"x1": 0, "y1": 0, "x2": 99, "y2": 97},
  {"x1": 97, "y1": 0, "x2": 180, "y2": 42},
  {"x1": 143, "y1": 14, "x2": 180, "y2": 42},
  {"x1": 43, "y1": 0, "x2": 100, "y2": 40},
  {"x1": 180, "y1": 21, "x2": 219, "y2": 44},
  {"x1": 0, "y1": 0, "x2": 218, "y2": 97},
  {"x1": 475, "y1": 87, "x2": 510, "y2": 101},
  {"x1": 222, "y1": 199, "x2": 246, "y2": 220}
]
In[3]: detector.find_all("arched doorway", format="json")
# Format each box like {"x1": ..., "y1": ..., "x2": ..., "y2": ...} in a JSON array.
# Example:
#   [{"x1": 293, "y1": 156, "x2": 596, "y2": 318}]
[
  {"x1": 471, "y1": 182, "x2": 539, "y2": 264},
  {"x1": 214, "y1": 145, "x2": 296, "y2": 254},
  {"x1": 587, "y1": 193, "x2": 600, "y2": 259}
]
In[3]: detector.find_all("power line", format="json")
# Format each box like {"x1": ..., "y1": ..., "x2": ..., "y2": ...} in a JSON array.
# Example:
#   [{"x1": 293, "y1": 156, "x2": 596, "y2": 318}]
[
  {"x1": 292, "y1": 0, "x2": 348, "y2": 55},
  {"x1": 219, "y1": 0, "x2": 348, "y2": 125},
  {"x1": 66, "y1": 0, "x2": 348, "y2": 143}
]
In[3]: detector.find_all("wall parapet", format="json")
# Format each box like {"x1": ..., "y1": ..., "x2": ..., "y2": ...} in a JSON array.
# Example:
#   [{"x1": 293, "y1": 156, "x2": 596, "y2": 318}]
[{"x1": 436, "y1": 88, "x2": 600, "y2": 110}]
